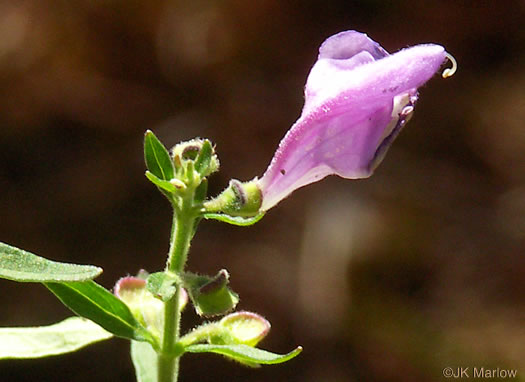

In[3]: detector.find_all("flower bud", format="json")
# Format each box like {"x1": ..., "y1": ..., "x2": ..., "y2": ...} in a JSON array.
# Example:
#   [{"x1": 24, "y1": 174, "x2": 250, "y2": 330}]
[
  {"x1": 171, "y1": 138, "x2": 219, "y2": 179},
  {"x1": 114, "y1": 275, "x2": 187, "y2": 338},
  {"x1": 178, "y1": 311, "x2": 271, "y2": 349},
  {"x1": 218, "y1": 311, "x2": 271, "y2": 347}
]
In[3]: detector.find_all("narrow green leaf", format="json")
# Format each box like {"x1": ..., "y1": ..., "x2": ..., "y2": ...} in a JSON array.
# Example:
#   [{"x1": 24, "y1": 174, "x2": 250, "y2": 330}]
[
  {"x1": 194, "y1": 139, "x2": 212, "y2": 175},
  {"x1": 131, "y1": 340, "x2": 158, "y2": 382},
  {"x1": 194, "y1": 178, "x2": 208, "y2": 204},
  {"x1": 145, "y1": 171, "x2": 177, "y2": 194},
  {"x1": 0, "y1": 242, "x2": 102, "y2": 282},
  {"x1": 185, "y1": 344, "x2": 302, "y2": 365},
  {"x1": 0, "y1": 317, "x2": 112, "y2": 359},
  {"x1": 45, "y1": 280, "x2": 151, "y2": 342},
  {"x1": 144, "y1": 130, "x2": 174, "y2": 181},
  {"x1": 202, "y1": 212, "x2": 265, "y2": 226}
]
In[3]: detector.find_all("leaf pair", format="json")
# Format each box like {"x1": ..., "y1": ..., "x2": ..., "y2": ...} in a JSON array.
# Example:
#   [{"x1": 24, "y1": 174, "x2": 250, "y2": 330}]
[{"x1": 0, "y1": 242, "x2": 156, "y2": 359}]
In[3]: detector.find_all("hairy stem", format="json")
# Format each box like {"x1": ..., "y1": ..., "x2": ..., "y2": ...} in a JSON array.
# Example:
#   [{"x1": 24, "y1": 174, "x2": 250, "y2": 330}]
[{"x1": 157, "y1": 195, "x2": 196, "y2": 382}]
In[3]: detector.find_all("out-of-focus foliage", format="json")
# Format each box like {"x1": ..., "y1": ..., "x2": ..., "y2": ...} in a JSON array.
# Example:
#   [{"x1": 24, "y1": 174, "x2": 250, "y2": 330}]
[{"x1": 0, "y1": 1, "x2": 523, "y2": 381}]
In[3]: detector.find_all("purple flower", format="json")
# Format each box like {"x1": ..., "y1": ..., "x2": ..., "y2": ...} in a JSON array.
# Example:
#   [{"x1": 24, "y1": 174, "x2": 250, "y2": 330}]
[{"x1": 257, "y1": 30, "x2": 454, "y2": 211}]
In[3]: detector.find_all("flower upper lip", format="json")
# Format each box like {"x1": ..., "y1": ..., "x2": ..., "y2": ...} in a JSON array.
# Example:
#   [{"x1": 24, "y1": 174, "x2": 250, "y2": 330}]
[{"x1": 255, "y1": 30, "x2": 452, "y2": 211}]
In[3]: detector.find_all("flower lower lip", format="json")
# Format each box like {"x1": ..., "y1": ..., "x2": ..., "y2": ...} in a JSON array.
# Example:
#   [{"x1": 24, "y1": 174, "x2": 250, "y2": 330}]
[
  {"x1": 371, "y1": 115, "x2": 404, "y2": 168},
  {"x1": 370, "y1": 94, "x2": 417, "y2": 172}
]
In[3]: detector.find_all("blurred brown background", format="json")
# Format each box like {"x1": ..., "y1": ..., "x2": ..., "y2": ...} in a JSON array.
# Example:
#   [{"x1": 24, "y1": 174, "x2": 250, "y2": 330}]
[{"x1": 1, "y1": 0, "x2": 524, "y2": 381}]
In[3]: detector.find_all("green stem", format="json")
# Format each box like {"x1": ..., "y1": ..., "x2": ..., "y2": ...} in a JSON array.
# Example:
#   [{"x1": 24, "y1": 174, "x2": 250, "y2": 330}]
[
  {"x1": 157, "y1": 195, "x2": 197, "y2": 382},
  {"x1": 167, "y1": 207, "x2": 194, "y2": 273}
]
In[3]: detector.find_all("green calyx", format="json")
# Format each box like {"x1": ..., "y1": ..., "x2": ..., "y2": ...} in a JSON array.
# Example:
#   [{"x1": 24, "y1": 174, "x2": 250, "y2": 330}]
[
  {"x1": 179, "y1": 311, "x2": 270, "y2": 348},
  {"x1": 182, "y1": 270, "x2": 239, "y2": 317},
  {"x1": 203, "y1": 179, "x2": 262, "y2": 217}
]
